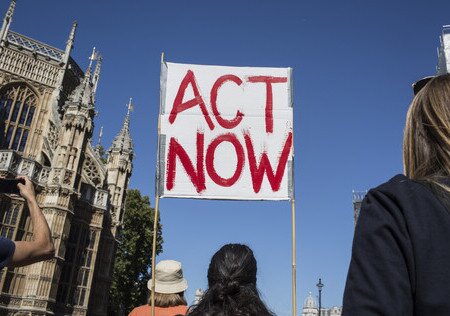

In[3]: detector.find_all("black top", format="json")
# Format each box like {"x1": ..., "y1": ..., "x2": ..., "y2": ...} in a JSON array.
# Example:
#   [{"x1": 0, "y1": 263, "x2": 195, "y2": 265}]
[
  {"x1": 343, "y1": 174, "x2": 450, "y2": 316},
  {"x1": 0, "y1": 237, "x2": 14, "y2": 269}
]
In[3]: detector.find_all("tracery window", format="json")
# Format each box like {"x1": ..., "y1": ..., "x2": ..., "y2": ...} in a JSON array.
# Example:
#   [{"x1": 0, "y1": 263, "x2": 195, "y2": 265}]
[
  {"x1": 83, "y1": 156, "x2": 101, "y2": 186},
  {"x1": 0, "y1": 203, "x2": 21, "y2": 239},
  {"x1": 57, "y1": 222, "x2": 97, "y2": 307},
  {"x1": 0, "y1": 84, "x2": 37, "y2": 152},
  {"x1": 73, "y1": 229, "x2": 97, "y2": 306},
  {"x1": 2, "y1": 204, "x2": 29, "y2": 296}
]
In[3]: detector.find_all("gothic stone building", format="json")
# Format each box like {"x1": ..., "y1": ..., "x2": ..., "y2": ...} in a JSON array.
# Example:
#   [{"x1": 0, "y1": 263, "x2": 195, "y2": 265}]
[{"x1": 0, "y1": 1, "x2": 133, "y2": 315}]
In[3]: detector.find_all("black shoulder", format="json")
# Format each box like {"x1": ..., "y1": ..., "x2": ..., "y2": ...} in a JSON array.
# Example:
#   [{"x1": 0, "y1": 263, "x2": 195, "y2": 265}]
[
  {"x1": 357, "y1": 175, "x2": 410, "y2": 221},
  {"x1": 370, "y1": 174, "x2": 427, "y2": 200},
  {"x1": 363, "y1": 174, "x2": 441, "y2": 222}
]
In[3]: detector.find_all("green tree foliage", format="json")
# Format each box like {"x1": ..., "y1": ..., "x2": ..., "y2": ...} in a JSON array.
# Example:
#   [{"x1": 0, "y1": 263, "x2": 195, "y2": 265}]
[{"x1": 109, "y1": 189, "x2": 163, "y2": 315}]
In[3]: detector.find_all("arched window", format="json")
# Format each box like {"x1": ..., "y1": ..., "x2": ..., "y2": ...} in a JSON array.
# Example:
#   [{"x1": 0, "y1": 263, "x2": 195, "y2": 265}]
[{"x1": 0, "y1": 84, "x2": 37, "y2": 152}]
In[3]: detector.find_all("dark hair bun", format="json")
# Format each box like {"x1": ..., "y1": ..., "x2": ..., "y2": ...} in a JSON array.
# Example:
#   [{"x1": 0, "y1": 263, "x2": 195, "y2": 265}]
[
  {"x1": 189, "y1": 244, "x2": 274, "y2": 316},
  {"x1": 225, "y1": 280, "x2": 240, "y2": 296},
  {"x1": 213, "y1": 279, "x2": 240, "y2": 302}
]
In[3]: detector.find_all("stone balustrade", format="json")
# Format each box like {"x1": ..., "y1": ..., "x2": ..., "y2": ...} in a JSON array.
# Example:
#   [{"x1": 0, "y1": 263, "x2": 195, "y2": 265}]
[
  {"x1": 93, "y1": 189, "x2": 108, "y2": 210},
  {"x1": 0, "y1": 150, "x2": 109, "y2": 210},
  {"x1": 80, "y1": 184, "x2": 108, "y2": 210},
  {"x1": 0, "y1": 150, "x2": 50, "y2": 186}
]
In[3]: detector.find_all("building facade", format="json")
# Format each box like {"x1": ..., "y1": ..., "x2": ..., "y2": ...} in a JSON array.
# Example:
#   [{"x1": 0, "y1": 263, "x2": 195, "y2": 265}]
[
  {"x1": 0, "y1": 1, "x2": 133, "y2": 315},
  {"x1": 302, "y1": 293, "x2": 342, "y2": 316}
]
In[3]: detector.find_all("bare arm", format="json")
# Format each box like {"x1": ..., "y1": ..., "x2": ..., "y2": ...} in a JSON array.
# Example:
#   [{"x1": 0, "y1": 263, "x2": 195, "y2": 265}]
[{"x1": 9, "y1": 176, "x2": 55, "y2": 267}]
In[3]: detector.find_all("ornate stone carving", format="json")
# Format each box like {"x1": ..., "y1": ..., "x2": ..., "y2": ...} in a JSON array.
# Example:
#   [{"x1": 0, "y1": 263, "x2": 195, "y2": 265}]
[
  {"x1": 82, "y1": 155, "x2": 101, "y2": 186},
  {"x1": 10, "y1": 152, "x2": 20, "y2": 173},
  {"x1": 0, "y1": 151, "x2": 12, "y2": 168},
  {"x1": 22, "y1": 300, "x2": 33, "y2": 307},
  {"x1": 0, "y1": 44, "x2": 60, "y2": 87},
  {"x1": 33, "y1": 300, "x2": 46, "y2": 308},
  {"x1": 63, "y1": 169, "x2": 73, "y2": 185},
  {"x1": 93, "y1": 189, "x2": 107, "y2": 210},
  {"x1": 18, "y1": 159, "x2": 32, "y2": 175},
  {"x1": 9, "y1": 298, "x2": 20, "y2": 306},
  {"x1": 39, "y1": 166, "x2": 50, "y2": 184},
  {"x1": 47, "y1": 121, "x2": 58, "y2": 151},
  {"x1": 52, "y1": 168, "x2": 62, "y2": 184}
]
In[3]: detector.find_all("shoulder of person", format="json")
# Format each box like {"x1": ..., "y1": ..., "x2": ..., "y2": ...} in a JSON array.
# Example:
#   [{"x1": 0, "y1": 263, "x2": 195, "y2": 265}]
[
  {"x1": 364, "y1": 174, "x2": 442, "y2": 218},
  {"x1": 128, "y1": 305, "x2": 149, "y2": 316},
  {"x1": 369, "y1": 174, "x2": 429, "y2": 199}
]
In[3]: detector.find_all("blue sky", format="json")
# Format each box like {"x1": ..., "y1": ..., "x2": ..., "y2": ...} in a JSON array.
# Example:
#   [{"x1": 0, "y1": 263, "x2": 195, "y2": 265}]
[{"x1": 4, "y1": 0, "x2": 450, "y2": 315}]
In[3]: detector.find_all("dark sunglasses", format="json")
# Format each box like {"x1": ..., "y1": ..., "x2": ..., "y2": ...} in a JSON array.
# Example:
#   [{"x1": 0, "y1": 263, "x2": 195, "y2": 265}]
[{"x1": 412, "y1": 76, "x2": 434, "y2": 95}]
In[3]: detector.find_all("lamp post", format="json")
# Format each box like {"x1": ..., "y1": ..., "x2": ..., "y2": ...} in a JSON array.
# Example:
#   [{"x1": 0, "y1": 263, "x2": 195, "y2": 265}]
[{"x1": 316, "y1": 278, "x2": 324, "y2": 316}]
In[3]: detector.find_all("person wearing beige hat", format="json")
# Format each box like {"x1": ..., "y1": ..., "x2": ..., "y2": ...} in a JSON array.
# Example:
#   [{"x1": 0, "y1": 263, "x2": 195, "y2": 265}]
[{"x1": 129, "y1": 260, "x2": 188, "y2": 316}]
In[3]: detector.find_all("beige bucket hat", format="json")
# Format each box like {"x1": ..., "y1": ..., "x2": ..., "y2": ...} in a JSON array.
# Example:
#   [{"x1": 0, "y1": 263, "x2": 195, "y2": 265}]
[{"x1": 147, "y1": 260, "x2": 188, "y2": 294}]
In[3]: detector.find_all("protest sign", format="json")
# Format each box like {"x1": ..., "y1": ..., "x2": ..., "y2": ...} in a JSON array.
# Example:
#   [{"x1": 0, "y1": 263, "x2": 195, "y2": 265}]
[{"x1": 157, "y1": 62, "x2": 294, "y2": 200}]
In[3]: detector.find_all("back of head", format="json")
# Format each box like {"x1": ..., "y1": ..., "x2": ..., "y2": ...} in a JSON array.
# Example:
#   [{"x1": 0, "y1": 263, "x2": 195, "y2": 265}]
[
  {"x1": 188, "y1": 244, "x2": 273, "y2": 316},
  {"x1": 404, "y1": 74, "x2": 450, "y2": 184},
  {"x1": 148, "y1": 260, "x2": 188, "y2": 308}
]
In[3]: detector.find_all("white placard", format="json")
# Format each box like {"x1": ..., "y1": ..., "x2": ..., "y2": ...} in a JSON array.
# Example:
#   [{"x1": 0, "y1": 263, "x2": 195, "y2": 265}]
[{"x1": 157, "y1": 62, "x2": 294, "y2": 200}]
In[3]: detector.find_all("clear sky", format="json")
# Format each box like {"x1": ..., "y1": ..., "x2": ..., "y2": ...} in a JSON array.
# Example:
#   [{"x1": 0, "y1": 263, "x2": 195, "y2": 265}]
[{"x1": 4, "y1": 0, "x2": 450, "y2": 315}]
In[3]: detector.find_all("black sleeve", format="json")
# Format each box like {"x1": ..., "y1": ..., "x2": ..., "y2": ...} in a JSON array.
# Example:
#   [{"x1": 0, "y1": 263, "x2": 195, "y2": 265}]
[
  {"x1": 342, "y1": 189, "x2": 415, "y2": 316},
  {"x1": 0, "y1": 237, "x2": 15, "y2": 269}
]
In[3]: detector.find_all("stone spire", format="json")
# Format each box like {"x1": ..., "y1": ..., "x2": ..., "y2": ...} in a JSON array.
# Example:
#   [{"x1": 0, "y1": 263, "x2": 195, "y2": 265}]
[
  {"x1": 87, "y1": 46, "x2": 97, "y2": 74},
  {"x1": 110, "y1": 98, "x2": 134, "y2": 154},
  {"x1": 68, "y1": 48, "x2": 97, "y2": 108},
  {"x1": 0, "y1": 0, "x2": 16, "y2": 44},
  {"x1": 106, "y1": 99, "x2": 134, "y2": 228},
  {"x1": 94, "y1": 125, "x2": 104, "y2": 156},
  {"x1": 96, "y1": 126, "x2": 103, "y2": 147},
  {"x1": 92, "y1": 55, "x2": 102, "y2": 97},
  {"x1": 63, "y1": 21, "x2": 77, "y2": 65}
]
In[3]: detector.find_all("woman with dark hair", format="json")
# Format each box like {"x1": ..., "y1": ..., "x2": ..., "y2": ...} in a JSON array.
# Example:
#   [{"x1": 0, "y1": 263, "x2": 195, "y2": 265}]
[
  {"x1": 343, "y1": 74, "x2": 450, "y2": 315},
  {"x1": 188, "y1": 243, "x2": 274, "y2": 316}
]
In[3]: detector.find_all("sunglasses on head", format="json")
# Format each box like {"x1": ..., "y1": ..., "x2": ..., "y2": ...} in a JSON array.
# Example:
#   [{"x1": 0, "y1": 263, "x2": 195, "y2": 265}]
[{"x1": 412, "y1": 76, "x2": 434, "y2": 95}]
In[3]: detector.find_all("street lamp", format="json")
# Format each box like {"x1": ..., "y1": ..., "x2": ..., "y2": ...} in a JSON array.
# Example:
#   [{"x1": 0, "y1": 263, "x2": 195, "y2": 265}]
[{"x1": 316, "y1": 278, "x2": 324, "y2": 316}]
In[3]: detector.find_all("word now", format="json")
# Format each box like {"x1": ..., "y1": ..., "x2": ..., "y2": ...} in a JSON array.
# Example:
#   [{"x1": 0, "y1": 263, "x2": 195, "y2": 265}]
[
  {"x1": 166, "y1": 131, "x2": 293, "y2": 193},
  {"x1": 169, "y1": 70, "x2": 288, "y2": 134}
]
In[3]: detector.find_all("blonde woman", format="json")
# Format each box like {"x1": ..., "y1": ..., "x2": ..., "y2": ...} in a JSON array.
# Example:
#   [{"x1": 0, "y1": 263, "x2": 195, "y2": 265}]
[
  {"x1": 129, "y1": 260, "x2": 188, "y2": 316},
  {"x1": 343, "y1": 74, "x2": 450, "y2": 315}
]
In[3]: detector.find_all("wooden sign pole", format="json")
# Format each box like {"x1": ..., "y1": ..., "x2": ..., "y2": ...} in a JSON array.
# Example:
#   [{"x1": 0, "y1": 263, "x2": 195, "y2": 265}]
[
  {"x1": 292, "y1": 198, "x2": 297, "y2": 316},
  {"x1": 150, "y1": 195, "x2": 160, "y2": 316},
  {"x1": 151, "y1": 52, "x2": 165, "y2": 316}
]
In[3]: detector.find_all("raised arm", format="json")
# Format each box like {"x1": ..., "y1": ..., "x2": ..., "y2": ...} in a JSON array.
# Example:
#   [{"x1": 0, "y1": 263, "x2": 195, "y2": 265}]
[{"x1": 9, "y1": 176, "x2": 55, "y2": 267}]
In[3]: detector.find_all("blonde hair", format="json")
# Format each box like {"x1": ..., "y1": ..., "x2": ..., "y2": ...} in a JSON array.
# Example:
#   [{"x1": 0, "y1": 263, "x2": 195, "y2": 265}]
[
  {"x1": 148, "y1": 291, "x2": 187, "y2": 308},
  {"x1": 403, "y1": 74, "x2": 450, "y2": 187}
]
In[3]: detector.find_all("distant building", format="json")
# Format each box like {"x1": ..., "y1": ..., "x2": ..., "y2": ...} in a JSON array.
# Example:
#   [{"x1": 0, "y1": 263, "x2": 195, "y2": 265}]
[
  {"x1": 437, "y1": 25, "x2": 450, "y2": 74},
  {"x1": 301, "y1": 293, "x2": 342, "y2": 316},
  {"x1": 0, "y1": 1, "x2": 133, "y2": 315},
  {"x1": 193, "y1": 288, "x2": 204, "y2": 305},
  {"x1": 352, "y1": 191, "x2": 366, "y2": 225}
]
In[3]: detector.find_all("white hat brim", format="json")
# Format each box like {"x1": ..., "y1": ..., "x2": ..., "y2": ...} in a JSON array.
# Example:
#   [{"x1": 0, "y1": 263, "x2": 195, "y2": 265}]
[{"x1": 147, "y1": 278, "x2": 188, "y2": 294}]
